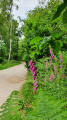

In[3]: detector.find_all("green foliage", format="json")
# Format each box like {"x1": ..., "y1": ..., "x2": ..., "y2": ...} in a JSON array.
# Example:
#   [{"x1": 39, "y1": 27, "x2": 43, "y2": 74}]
[
  {"x1": 24, "y1": 88, "x2": 67, "y2": 120},
  {"x1": 0, "y1": 91, "x2": 23, "y2": 120},
  {"x1": 0, "y1": 0, "x2": 22, "y2": 61},
  {"x1": 21, "y1": 0, "x2": 67, "y2": 68},
  {"x1": 52, "y1": 0, "x2": 67, "y2": 24},
  {"x1": 0, "y1": 52, "x2": 67, "y2": 119},
  {"x1": 52, "y1": 3, "x2": 67, "y2": 19},
  {"x1": 21, "y1": 81, "x2": 34, "y2": 104},
  {"x1": 62, "y1": 8, "x2": 67, "y2": 24},
  {"x1": 0, "y1": 0, "x2": 67, "y2": 119},
  {"x1": 30, "y1": 36, "x2": 43, "y2": 58}
]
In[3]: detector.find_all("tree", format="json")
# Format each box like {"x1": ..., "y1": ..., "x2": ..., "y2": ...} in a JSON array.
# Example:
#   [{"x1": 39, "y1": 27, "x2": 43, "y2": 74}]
[
  {"x1": 0, "y1": 0, "x2": 21, "y2": 62},
  {"x1": 21, "y1": 0, "x2": 67, "y2": 68}
]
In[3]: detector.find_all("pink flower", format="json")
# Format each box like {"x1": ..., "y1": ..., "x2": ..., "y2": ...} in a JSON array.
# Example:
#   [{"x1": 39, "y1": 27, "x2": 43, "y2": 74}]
[
  {"x1": 32, "y1": 69, "x2": 35, "y2": 73},
  {"x1": 50, "y1": 49, "x2": 53, "y2": 59},
  {"x1": 60, "y1": 65, "x2": 62, "y2": 71},
  {"x1": 50, "y1": 75, "x2": 53, "y2": 82},
  {"x1": 50, "y1": 57, "x2": 52, "y2": 67},
  {"x1": 33, "y1": 81, "x2": 38, "y2": 91},
  {"x1": 32, "y1": 67, "x2": 37, "y2": 73},
  {"x1": 32, "y1": 72, "x2": 36, "y2": 77},
  {"x1": 34, "y1": 86, "x2": 37, "y2": 91},
  {"x1": 29, "y1": 60, "x2": 33, "y2": 66},
  {"x1": 33, "y1": 76, "x2": 36, "y2": 80},
  {"x1": 59, "y1": 54, "x2": 63, "y2": 63},
  {"x1": 29, "y1": 60, "x2": 37, "y2": 91},
  {"x1": 62, "y1": 74, "x2": 65, "y2": 80},
  {"x1": 46, "y1": 60, "x2": 48, "y2": 70},
  {"x1": 30, "y1": 65, "x2": 33, "y2": 70},
  {"x1": 34, "y1": 83, "x2": 37, "y2": 87}
]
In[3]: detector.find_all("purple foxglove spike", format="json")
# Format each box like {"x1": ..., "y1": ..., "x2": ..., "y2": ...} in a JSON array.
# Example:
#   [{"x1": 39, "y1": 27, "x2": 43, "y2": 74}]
[
  {"x1": 32, "y1": 67, "x2": 35, "y2": 71},
  {"x1": 50, "y1": 75, "x2": 53, "y2": 82},
  {"x1": 34, "y1": 82, "x2": 37, "y2": 87},
  {"x1": 32, "y1": 72, "x2": 36, "y2": 77},
  {"x1": 30, "y1": 65, "x2": 33, "y2": 70},
  {"x1": 50, "y1": 57, "x2": 52, "y2": 62},
  {"x1": 33, "y1": 76, "x2": 36, "y2": 80},
  {"x1": 62, "y1": 74, "x2": 65, "y2": 80},
  {"x1": 46, "y1": 60, "x2": 48, "y2": 70},
  {"x1": 50, "y1": 49, "x2": 53, "y2": 59},
  {"x1": 33, "y1": 71, "x2": 36, "y2": 76},
  {"x1": 60, "y1": 65, "x2": 62, "y2": 71},
  {"x1": 32, "y1": 69, "x2": 35, "y2": 73},
  {"x1": 55, "y1": 70, "x2": 57, "y2": 75},
  {"x1": 59, "y1": 54, "x2": 63, "y2": 63},
  {"x1": 50, "y1": 57, "x2": 52, "y2": 67},
  {"x1": 34, "y1": 86, "x2": 37, "y2": 91},
  {"x1": 29, "y1": 60, "x2": 33, "y2": 66}
]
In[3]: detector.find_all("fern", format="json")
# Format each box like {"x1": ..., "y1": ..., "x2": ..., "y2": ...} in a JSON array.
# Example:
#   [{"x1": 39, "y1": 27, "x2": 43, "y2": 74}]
[
  {"x1": 0, "y1": 91, "x2": 24, "y2": 120},
  {"x1": 24, "y1": 89, "x2": 67, "y2": 120}
]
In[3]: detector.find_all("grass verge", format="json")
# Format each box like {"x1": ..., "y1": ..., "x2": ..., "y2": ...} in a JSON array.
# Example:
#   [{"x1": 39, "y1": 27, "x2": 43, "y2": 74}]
[{"x1": 0, "y1": 60, "x2": 21, "y2": 70}]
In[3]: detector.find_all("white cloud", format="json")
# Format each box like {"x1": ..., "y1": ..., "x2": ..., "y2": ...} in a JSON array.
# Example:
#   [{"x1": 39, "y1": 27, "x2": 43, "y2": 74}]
[{"x1": 13, "y1": 0, "x2": 39, "y2": 19}]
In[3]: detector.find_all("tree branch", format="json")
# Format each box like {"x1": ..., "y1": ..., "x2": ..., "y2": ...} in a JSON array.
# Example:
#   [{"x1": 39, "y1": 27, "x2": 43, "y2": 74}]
[{"x1": 56, "y1": 33, "x2": 67, "y2": 40}]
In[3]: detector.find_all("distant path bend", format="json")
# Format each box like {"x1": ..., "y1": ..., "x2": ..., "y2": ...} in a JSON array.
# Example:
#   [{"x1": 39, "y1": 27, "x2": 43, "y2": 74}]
[{"x1": 0, "y1": 63, "x2": 27, "y2": 106}]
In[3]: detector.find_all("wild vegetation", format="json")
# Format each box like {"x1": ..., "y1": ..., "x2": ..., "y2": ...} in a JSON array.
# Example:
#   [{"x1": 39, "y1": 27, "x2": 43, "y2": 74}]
[
  {"x1": 0, "y1": 0, "x2": 22, "y2": 65},
  {"x1": 0, "y1": 0, "x2": 67, "y2": 120}
]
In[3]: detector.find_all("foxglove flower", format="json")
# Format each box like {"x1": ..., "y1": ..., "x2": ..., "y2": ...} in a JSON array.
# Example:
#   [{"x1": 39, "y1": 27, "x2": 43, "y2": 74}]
[
  {"x1": 62, "y1": 74, "x2": 65, "y2": 80},
  {"x1": 46, "y1": 60, "x2": 48, "y2": 70},
  {"x1": 33, "y1": 76, "x2": 36, "y2": 80},
  {"x1": 50, "y1": 56, "x2": 52, "y2": 67},
  {"x1": 30, "y1": 65, "x2": 33, "y2": 70},
  {"x1": 32, "y1": 72, "x2": 36, "y2": 77},
  {"x1": 60, "y1": 65, "x2": 62, "y2": 71},
  {"x1": 29, "y1": 60, "x2": 33, "y2": 66},
  {"x1": 34, "y1": 86, "x2": 37, "y2": 91},
  {"x1": 59, "y1": 54, "x2": 63, "y2": 63},
  {"x1": 50, "y1": 74, "x2": 53, "y2": 82},
  {"x1": 50, "y1": 49, "x2": 53, "y2": 59},
  {"x1": 29, "y1": 60, "x2": 37, "y2": 91}
]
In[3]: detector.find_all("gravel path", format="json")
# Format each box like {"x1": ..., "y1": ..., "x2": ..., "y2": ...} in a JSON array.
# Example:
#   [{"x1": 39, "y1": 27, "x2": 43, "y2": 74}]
[{"x1": 0, "y1": 63, "x2": 27, "y2": 106}]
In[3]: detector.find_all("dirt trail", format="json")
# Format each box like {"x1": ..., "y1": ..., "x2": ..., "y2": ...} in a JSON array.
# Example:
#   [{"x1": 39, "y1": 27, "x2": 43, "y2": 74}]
[{"x1": 0, "y1": 63, "x2": 27, "y2": 107}]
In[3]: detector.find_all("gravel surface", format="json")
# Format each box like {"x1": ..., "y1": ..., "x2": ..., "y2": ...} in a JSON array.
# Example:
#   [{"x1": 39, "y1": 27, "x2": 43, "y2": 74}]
[{"x1": 0, "y1": 63, "x2": 27, "y2": 106}]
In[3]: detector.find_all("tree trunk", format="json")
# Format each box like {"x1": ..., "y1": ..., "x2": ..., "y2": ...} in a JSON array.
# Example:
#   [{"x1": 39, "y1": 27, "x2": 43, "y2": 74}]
[{"x1": 8, "y1": 5, "x2": 12, "y2": 61}]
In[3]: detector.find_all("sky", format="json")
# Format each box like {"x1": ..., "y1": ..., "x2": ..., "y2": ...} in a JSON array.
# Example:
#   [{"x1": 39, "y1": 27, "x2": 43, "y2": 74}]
[
  {"x1": 12, "y1": 0, "x2": 48, "y2": 38},
  {"x1": 13, "y1": 0, "x2": 39, "y2": 20}
]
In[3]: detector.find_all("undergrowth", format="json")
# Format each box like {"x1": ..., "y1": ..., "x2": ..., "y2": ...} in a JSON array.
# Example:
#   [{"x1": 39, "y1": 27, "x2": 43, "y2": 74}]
[{"x1": 0, "y1": 51, "x2": 67, "y2": 120}]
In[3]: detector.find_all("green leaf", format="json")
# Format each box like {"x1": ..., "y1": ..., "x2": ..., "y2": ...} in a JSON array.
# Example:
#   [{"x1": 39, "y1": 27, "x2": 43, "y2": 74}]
[
  {"x1": 30, "y1": 50, "x2": 39, "y2": 58},
  {"x1": 39, "y1": 36, "x2": 51, "y2": 50},
  {"x1": 52, "y1": 3, "x2": 67, "y2": 20},
  {"x1": 30, "y1": 36, "x2": 43, "y2": 48},
  {"x1": 63, "y1": 8, "x2": 67, "y2": 24}
]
